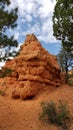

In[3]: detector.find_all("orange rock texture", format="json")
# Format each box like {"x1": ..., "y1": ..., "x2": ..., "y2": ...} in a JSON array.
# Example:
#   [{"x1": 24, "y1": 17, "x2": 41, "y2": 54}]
[{"x1": 3, "y1": 34, "x2": 62, "y2": 99}]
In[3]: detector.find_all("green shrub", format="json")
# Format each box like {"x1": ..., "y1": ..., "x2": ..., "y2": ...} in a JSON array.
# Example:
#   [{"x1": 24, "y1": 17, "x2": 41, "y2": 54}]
[
  {"x1": 39, "y1": 101, "x2": 57, "y2": 123},
  {"x1": 68, "y1": 73, "x2": 73, "y2": 79},
  {"x1": 0, "y1": 90, "x2": 6, "y2": 96},
  {"x1": 68, "y1": 79, "x2": 73, "y2": 86},
  {"x1": 68, "y1": 72, "x2": 73, "y2": 86},
  {"x1": 0, "y1": 68, "x2": 13, "y2": 78},
  {"x1": 39, "y1": 100, "x2": 71, "y2": 130}
]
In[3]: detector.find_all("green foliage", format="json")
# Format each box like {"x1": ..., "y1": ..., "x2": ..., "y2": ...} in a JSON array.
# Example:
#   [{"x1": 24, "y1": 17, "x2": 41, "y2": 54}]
[
  {"x1": 68, "y1": 71, "x2": 73, "y2": 79},
  {"x1": 0, "y1": 0, "x2": 18, "y2": 61},
  {"x1": 57, "y1": 101, "x2": 71, "y2": 129},
  {"x1": 57, "y1": 47, "x2": 73, "y2": 83},
  {"x1": 39, "y1": 101, "x2": 57, "y2": 123},
  {"x1": 0, "y1": 68, "x2": 13, "y2": 78},
  {"x1": 53, "y1": 0, "x2": 73, "y2": 59},
  {"x1": 68, "y1": 79, "x2": 73, "y2": 86},
  {"x1": 0, "y1": 0, "x2": 18, "y2": 32},
  {"x1": 68, "y1": 71, "x2": 73, "y2": 86},
  {"x1": 39, "y1": 100, "x2": 71, "y2": 130},
  {"x1": 15, "y1": 48, "x2": 21, "y2": 57},
  {"x1": 53, "y1": 0, "x2": 73, "y2": 82},
  {"x1": 0, "y1": 90, "x2": 6, "y2": 96}
]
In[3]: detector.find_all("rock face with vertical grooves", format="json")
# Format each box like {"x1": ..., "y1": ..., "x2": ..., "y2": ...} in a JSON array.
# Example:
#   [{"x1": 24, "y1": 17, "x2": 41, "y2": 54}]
[{"x1": 3, "y1": 34, "x2": 61, "y2": 99}]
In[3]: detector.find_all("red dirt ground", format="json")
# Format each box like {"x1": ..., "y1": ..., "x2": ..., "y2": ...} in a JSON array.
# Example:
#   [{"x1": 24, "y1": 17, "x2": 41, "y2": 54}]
[{"x1": 0, "y1": 85, "x2": 73, "y2": 130}]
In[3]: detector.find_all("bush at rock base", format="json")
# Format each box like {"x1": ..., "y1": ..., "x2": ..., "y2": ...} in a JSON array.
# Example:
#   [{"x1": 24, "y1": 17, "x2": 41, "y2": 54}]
[
  {"x1": 0, "y1": 68, "x2": 13, "y2": 78},
  {"x1": 0, "y1": 90, "x2": 6, "y2": 96}
]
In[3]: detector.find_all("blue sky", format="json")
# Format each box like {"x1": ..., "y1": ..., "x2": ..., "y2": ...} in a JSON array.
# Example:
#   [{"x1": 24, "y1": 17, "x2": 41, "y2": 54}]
[{"x1": 7, "y1": 0, "x2": 61, "y2": 54}]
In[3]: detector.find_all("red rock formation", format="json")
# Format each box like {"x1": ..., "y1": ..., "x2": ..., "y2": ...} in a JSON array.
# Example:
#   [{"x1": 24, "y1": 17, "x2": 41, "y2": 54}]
[{"x1": 3, "y1": 34, "x2": 62, "y2": 99}]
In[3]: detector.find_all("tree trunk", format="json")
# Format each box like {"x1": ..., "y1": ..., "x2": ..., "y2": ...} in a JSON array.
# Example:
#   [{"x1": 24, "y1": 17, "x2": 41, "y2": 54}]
[{"x1": 65, "y1": 64, "x2": 68, "y2": 83}]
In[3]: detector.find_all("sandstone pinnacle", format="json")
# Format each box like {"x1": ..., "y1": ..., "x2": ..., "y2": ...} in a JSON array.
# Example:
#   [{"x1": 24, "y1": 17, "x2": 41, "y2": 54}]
[{"x1": 3, "y1": 34, "x2": 62, "y2": 100}]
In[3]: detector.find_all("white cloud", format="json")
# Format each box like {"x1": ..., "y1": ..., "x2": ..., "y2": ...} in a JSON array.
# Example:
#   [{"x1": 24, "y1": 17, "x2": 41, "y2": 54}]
[
  {"x1": 14, "y1": 32, "x2": 20, "y2": 40},
  {"x1": 0, "y1": 0, "x2": 59, "y2": 67},
  {"x1": 37, "y1": 0, "x2": 56, "y2": 18},
  {"x1": 0, "y1": 62, "x2": 5, "y2": 69},
  {"x1": 25, "y1": 14, "x2": 32, "y2": 21},
  {"x1": 9, "y1": 0, "x2": 56, "y2": 43}
]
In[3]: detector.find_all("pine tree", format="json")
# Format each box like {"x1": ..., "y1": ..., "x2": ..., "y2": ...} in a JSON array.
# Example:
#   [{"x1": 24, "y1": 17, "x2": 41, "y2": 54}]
[
  {"x1": 57, "y1": 47, "x2": 73, "y2": 82},
  {"x1": 0, "y1": 0, "x2": 18, "y2": 61},
  {"x1": 53, "y1": 0, "x2": 73, "y2": 56},
  {"x1": 53, "y1": 0, "x2": 73, "y2": 82}
]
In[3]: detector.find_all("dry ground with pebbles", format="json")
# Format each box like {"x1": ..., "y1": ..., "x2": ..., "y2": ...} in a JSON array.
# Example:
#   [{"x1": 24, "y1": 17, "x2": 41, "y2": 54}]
[{"x1": 0, "y1": 85, "x2": 73, "y2": 130}]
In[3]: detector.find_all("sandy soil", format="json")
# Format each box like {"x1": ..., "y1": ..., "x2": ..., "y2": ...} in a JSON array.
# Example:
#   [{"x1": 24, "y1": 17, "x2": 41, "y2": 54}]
[{"x1": 0, "y1": 85, "x2": 73, "y2": 130}]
